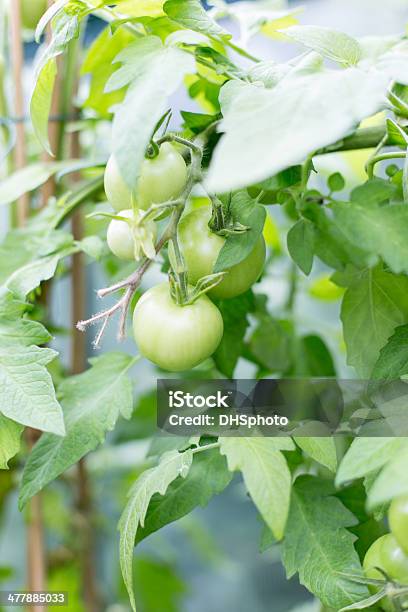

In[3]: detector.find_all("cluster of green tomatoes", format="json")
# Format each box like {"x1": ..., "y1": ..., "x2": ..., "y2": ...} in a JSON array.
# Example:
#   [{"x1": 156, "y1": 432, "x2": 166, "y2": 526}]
[
  {"x1": 103, "y1": 143, "x2": 265, "y2": 372},
  {"x1": 364, "y1": 495, "x2": 408, "y2": 610}
]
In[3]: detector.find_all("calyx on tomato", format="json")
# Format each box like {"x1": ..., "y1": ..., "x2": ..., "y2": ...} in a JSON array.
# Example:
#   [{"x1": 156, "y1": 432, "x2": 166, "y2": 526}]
[
  {"x1": 106, "y1": 209, "x2": 156, "y2": 261},
  {"x1": 175, "y1": 206, "x2": 266, "y2": 300}
]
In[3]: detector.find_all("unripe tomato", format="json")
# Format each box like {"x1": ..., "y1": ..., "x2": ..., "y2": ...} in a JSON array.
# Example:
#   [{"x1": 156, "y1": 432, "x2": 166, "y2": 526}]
[
  {"x1": 176, "y1": 207, "x2": 266, "y2": 299},
  {"x1": 104, "y1": 143, "x2": 187, "y2": 212},
  {"x1": 389, "y1": 496, "x2": 408, "y2": 554},
  {"x1": 363, "y1": 534, "x2": 408, "y2": 612},
  {"x1": 133, "y1": 283, "x2": 223, "y2": 372},
  {"x1": 364, "y1": 534, "x2": 408, "y2": 584},
  {"x1": 21, "y1": 0, "x2": 47, "y2": 30},
  {"x1": 138, "y1": 142, "x2": 188, "y2": 209},
  {"x1": 106, "y1": 209, "x2": 156, "y2": 261},
  {"x1": 104, "y1": 155, "x2": 135, "y2": 213}
]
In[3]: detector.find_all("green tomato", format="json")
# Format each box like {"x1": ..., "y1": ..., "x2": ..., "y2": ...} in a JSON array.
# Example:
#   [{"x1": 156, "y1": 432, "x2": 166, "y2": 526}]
[
  {"x1": 133, "y1": 283, "x2": 223, "y2": 372},
  {"x1": 364, "y1": 534, "x2": 408, "y2": 584},
  {"x1": 363, "y1": 535, "x2": 402, "y2": 612},
  {"x1": 138, "y1": 142, "x2": 188, "y2": 209},
  {"x1": 176, "y1": 207, "x2": 266, "y2": 299},
  {"x1": 104, "y1": 143, "x2": 187, "y2": 212},
  {"x1": 389, "y1": 496, "x2": 408, "y2": 555},
  {"x1": 106, "y1": 209, "x2": 156, "y2": 261},
  {"x1": 21, "y1": 0, "x2": 47, "y2": 30},
  {"x1": 104, "y1": 155, "x2": 135, "y2": 213}
]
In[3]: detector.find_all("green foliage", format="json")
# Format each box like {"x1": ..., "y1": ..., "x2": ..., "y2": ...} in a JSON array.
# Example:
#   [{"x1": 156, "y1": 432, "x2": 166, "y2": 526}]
[
  {"x1": 19, "y1": 352, "x2": 136, "y2": 507},
  {"x1": 283, "y1": 26, "x2": 362, "y2": 66},
  {"x1": 0, "y1": 415, "x2": 23, "y2": 469},
  {"x1": 136, "y1": 447, "x2": 232, "y2": 543},
  {"x1": 341, "y1": 266, "x2": 408, "y2": 376},
  {"x1": 119, "y1": 449, "x2": 193, "y2": 611},
  {"x1": 287, "y1": 219, "x2": 315, "y2": 275},
  {"x1": 0, "y1": 346, "x2": 64, "y2": 434},
  {"x1": 206, "y1": 68, "x2": 388, "y2": 192},
  {"x1": 282, "y1": 476, "x2": 369, "y2": 609},
  {"x1": 220, "y1": 436, "x2": 295, "y2": 539}
]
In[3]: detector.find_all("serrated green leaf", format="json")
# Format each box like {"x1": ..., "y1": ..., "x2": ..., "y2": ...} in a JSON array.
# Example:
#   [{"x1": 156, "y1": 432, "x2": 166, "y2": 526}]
[
  {"x1": 214, "y1": 192, "x2": 266, "y2": 272},
  {"x1": 283, "y1": 26, "x2": 362, "y2": 66},
  {"x1": 136, "y1": 447, "x2": 232, "y2": 544},
  {"x1": 336, "y1": 437, "x2": 406, "y2": 486},
  {"x1": 294, "y1": 437, "x2": 337, "y2": 472},
  {"x1": 341, "y1": 267, "x2": 408, "y2": 376},
  {"x1": 287, "y1": 219, "x2": 315, "y2": 275},
  {"x1": 220, "y1": 436, "x2": 294, "y2": 539},
  {"x1": 282, "y1": 475, "x2": 369, "y2": 609},
  {"x1": 164, "y1": 0, "x2": 230, "y2": 39},
  {"x1": 367, "y1": 444, "x2": 408, "y2": 508},
  {"x1": 19, "y1": 352, "x2": 135, "y2": 508},
  {"x1": 0, "y1": 346, "x2": 64, "y2": 435},
  {"x1": 206, "y1": 69, "x2": 388, "y2": 192},
  {"x1": 0, "y1": 317, "x2": 51, "y2": 348},
  {"x1": 0, "y1": 227, "x2": 76, "y2": 299},
  {"x1": 371, "y1": 324, "x2": 408, "y2": 382},
  {"x1": 332, "y1": 200, "x2": 408, "y2": 276},
  {"x1": 120, "y1": 449, "x2": 193, "y2": 612},
  {"x1": 0, "y1": 414, "x2": 23, "y2": 470}
]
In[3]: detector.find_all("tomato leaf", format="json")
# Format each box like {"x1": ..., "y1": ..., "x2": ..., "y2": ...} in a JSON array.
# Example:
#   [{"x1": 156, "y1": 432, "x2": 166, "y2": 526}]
[
  {"x1": 0, "y1": 346, "x2": 64, "y2": 435},
  {"x1": 336, "y1": 438, "x2": 406, "y2": 486},
  {"x1": 341, "y1": 266, "x2": 408, "y2": 376},
  {"x1": 213, "y1": 192, "x2": 266, "y2": 272},
  {"x1": 119, "y1": 449, "x2": 193, "y2": 612},
  {"x1": 19, "y1": 352, "x2": 136, "y2": 509},
  {"x1": 0, "y1": 415, "x2": 23, "y2": 470},
  {"x1": 206, "y1": 68, "x2": 388, "y2": 192},
  {"x1": 0, "y1": 318, "x2": 51, "y2": 348},
  {"x1": 136, "y1": 448, "x2": 232, "y2": 544},
  {"x1": 164, "y1": 0, "x2": 230, "y2": 39},
  {"x1": 282, "y1": 26, "x2": 362, "y2": 66},
  {"x1": 371, "y1": 324, "x2": 408, "y2": 382},
  {"x1": 294, "y1": 437, "x2": 337, "y2": 472},
  {"x1": 220, "y1": 436, "x2": 294, "y2": 540},
  {"x1": 287, "y1": 219, "x2": 315, "y2": 275},
  {"x1": 367, "y1": 444, "x2": 408, "y2": 509},
  {"x1": 282, "y1": 475, "x2": 369, "y2": 609}
]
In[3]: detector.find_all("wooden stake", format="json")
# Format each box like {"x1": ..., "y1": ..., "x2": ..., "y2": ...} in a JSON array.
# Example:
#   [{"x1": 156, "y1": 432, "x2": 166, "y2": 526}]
[{"x1": 9, "y1": 0, "x2": 29, "y2": 224}]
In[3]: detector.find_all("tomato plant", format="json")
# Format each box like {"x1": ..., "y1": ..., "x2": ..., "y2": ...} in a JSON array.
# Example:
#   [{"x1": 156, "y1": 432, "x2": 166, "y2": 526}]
[{"x1": 1, "y1": 1, "x2": 408, "y2": 611}]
